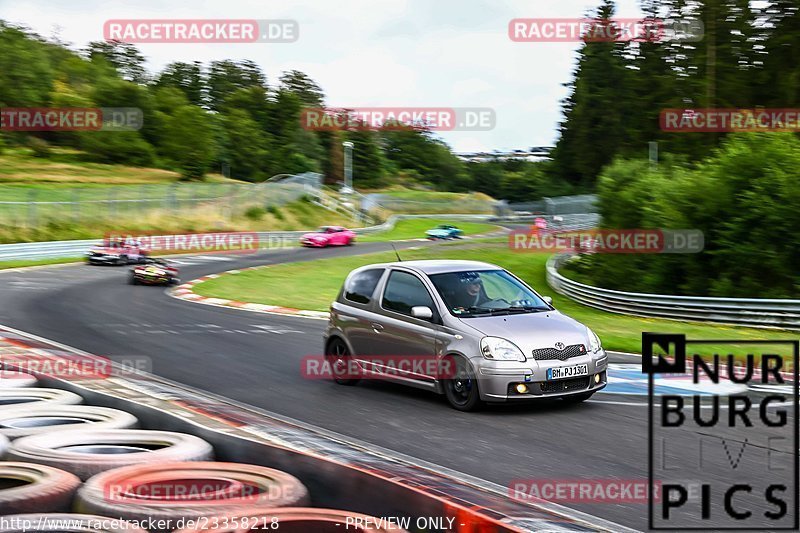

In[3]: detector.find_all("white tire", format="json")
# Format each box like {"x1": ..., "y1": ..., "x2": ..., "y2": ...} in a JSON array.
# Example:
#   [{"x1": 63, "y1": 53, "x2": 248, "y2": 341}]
[
  {"x1": 0, "y1": 462, "x2": 81, "y2": 514},
  {"x1": 7, "y1": 429, "x2": 214, "y2": 480},
  {"x1": 0, "y1": 514, "x2": 147, "y2": 533},
  {"x1": 0, "y1": 405, "x2": 138, "y2": 439},
  {"x1": 0, "y1": 371, "x2": 38, "y2": 388},
  {"x1": 0, "y1": 388, "x2": 83, "y2": 411},
  {"x1": 76, "y1": 462, "x2": 310, "y2": 523}
]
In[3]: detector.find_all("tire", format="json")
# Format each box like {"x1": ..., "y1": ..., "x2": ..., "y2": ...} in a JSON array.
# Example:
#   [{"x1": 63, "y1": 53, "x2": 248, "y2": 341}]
[
  {"x1": 0, "y1": 514, "x2": 147, "y2": 533},
  {"x1": 0, "y1": 405, "x2": 138, "y2": 440},
  {"x1": 561, "y1": 391, "x2": 595, "y2": 403},
  {"x1": 0, "y1": 388, "x2": 83, "y2": 412},
  {"x1": 0, "y1": 371, "x2": 38, "y2": 389},
  {"x1": 324, "y1": 338, "x2": 359, "y2": 386},
  {"x1": 0, "y1": 462, "x2": 81, "y2": 514},
  {"x1": 443, "y1": 356, "x2": 482, "y2": 412},
  {"x1": 174, "y1": 508, "x2": 409, "y2": 533},
  {"x1": 76, "y1": 462, "x2": 310, "y2": 523},
  {"x1": 7, "y1": 429, "x2": 214, "y2": 480},
  {"x1": 117, "y1": 255, "x2": 128, "y2": 266},
  {"x1": 129, "y1": 273, "x2": 138, "y2": 285}
]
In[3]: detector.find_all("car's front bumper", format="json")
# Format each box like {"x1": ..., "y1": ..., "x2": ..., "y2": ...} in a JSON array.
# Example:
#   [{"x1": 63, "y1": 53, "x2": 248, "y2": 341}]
[{"x1": 475, "y1": 351, "x2": 608, "y2": 402}]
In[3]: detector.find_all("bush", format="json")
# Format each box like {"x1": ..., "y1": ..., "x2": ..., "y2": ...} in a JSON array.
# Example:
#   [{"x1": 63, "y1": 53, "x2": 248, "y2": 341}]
[
  {"x1": 266, "y1": 205, "x2": 284, "y2": 220},
  {"x1": 581, "y1": 134, "x2": 800, "y2": 298},
  {"x1": 28, "y1": 136, "x2": 51, "y2": 158},
  {"x1": 244, "y1": 206, "x2": 266, "y2": 221}
]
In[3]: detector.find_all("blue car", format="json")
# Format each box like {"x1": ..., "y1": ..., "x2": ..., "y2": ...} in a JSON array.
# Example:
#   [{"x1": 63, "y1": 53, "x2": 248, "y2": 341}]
[{"x1": 426, "y1": 224, "x2": 463, "y2": 240}]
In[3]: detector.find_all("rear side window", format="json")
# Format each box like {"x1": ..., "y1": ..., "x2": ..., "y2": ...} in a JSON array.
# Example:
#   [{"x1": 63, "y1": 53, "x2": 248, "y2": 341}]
[
  {"x1": 344, "y1": 269, "x2": 384, "y2": 304},
  {"x1": 382, "y1": 270, "x2": 435, "y2": 316}
]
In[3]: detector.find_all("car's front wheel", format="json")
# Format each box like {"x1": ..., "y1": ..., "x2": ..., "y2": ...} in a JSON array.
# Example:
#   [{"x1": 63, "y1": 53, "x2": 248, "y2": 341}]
[
  {"x1": 325, "y1": 338, "x2": 359, "y2": 386},
  {"x1": 443, "y1": 356, "x2": 482, "y2": 411}
]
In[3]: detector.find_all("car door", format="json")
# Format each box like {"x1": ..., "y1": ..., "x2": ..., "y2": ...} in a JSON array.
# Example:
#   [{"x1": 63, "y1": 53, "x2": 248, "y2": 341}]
[
  {"x1": 359, "y1": 269, "x2": 439, "y2": 382},
  {"x1": 335, "y1": 268, "x2": 387, "y2": 356}
]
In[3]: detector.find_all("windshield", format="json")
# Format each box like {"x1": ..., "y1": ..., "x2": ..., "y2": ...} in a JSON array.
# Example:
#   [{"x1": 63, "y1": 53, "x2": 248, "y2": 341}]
[{"x1": 428, "y1": 269, "x2": 550, "y2": 317}]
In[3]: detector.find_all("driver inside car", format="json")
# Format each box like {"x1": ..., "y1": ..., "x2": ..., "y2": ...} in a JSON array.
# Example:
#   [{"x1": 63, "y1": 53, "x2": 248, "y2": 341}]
[{"x1": 452, "y1": 272, "x2": 490, "y2": 310}]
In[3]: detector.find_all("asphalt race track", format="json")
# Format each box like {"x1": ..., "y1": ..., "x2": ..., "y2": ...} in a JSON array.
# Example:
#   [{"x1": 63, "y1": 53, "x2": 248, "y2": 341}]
[{"x1": 0, "y1": 240, "x2": 790, "y2": 531}]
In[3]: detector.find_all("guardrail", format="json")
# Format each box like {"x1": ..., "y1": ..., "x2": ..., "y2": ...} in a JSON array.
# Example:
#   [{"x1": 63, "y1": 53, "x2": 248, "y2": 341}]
[
  {"x1": 547, "y1": 253, "x2": 800, "y2": 329},
  {"x1": 0, "y1": 214, "x2": 495, "y2": 261}
]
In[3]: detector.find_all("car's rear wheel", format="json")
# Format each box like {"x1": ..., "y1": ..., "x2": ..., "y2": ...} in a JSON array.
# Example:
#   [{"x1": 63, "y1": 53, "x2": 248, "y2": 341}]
[
  {"x1": 117, "y1": 255, "x2": 128, "y2": 266},
  {"x1": 561, "y1": 391, "x2": 594, "y2": 403},
  {"x1": 325, "y1": 339, "x2": 359, "y2": 386},
  {"x1": 443, "y1": 356, "x2": 482, "y2": 411}
]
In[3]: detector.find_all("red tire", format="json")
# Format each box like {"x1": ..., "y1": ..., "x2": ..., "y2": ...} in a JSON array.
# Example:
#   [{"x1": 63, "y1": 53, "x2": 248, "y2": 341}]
[
  {"x1": 174, "y1": 509, "x2": 410, "y2": 533},
  {"x1": 75, "y1": 462, "x2": 309, "y2": 523},
  {"x1": 0, "y1": 462, "x2": 81, "y2": 514}
]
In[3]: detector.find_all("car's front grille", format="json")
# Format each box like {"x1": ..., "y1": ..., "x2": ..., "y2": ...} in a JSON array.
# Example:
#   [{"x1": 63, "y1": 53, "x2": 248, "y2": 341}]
[
  {"x1": 530, "y1": 344, "x2": 586, "y2": 361},
  {"x1": 540, "y1": 377, "x2": 590, "y2": 393}
]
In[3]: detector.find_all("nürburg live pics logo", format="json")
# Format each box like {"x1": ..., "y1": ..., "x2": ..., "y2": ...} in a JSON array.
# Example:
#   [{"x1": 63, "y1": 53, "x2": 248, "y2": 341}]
[{"x1": 644, "y1": 333, "x2": 799, "y2": 530}]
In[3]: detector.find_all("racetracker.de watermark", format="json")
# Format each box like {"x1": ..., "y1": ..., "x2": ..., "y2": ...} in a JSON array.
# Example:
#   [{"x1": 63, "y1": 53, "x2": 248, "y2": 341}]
[
  {"x1": 661, "y1": 108, "x2": 800, "y2": 132},
  {"x1": 1, "y1": 108, "x2": 142, "y2": 132},
  {"x1": 302, "y1": 355, "x2": 458, "y2": 380},
  {"x1": 509, "y1": 479, "x2": 662, "y2": 503},
  {"x1": 509, "y1": 229, "x2": 704, "y2": 254},
  {"x1": 0, "y1": 355, "x2": 151, "y2": 380},
  {"x1": 508, "y1": 18, "x2": 704, "y2": 43},
  {"x1": 106, "y1": 232, "x2": 261, "y2": 255},
  {"x1": 300, "y1": 107, "x2": 496, "y2": 131},
  {"x1": 104, "y1": 19, "x2": 298, "y2": 43}
]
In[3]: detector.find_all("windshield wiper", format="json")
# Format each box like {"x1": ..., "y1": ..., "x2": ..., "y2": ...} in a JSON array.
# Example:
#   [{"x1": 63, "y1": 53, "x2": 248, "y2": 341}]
[
  {"x1": 460, "y1": 306, "x2": 503, "y2": 316},
  {"x1": 507, "y1": 305, "x2": 549, "y2": 313}
]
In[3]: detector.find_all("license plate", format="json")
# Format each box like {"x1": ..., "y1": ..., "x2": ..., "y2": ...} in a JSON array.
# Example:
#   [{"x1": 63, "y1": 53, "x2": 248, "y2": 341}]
[{"x1": 547, "y1": 364, "x2": 588, "y2": 380}]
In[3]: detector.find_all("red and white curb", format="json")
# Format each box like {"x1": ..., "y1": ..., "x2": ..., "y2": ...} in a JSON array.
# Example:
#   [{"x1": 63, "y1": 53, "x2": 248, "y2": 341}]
[{"x1": 169, "y1": 268, "x2": 331, "y2": 321}]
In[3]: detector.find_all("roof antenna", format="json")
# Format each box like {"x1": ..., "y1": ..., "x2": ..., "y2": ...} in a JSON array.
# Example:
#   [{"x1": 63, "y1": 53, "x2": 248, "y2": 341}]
[{"x1": 391, "y1": 243, "x2": 403, "y2": 262}]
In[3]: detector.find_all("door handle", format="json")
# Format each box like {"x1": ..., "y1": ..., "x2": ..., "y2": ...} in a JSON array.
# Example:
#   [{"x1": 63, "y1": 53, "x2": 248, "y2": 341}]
[{"x1": 371, "y1": 323, "x2": 384, "y2": 332}]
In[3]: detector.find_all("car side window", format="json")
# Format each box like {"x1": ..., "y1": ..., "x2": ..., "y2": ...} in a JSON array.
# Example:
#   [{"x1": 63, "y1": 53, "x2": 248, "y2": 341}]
[
  {"x1": 344, "y1": 269, "x2": 384, "y2": 304},
  {"x1": 382, "y1": 270, "x2": 436, "y2": 317}
]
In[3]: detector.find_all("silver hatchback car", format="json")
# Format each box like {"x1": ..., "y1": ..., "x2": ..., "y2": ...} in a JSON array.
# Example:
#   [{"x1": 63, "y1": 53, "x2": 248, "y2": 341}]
[{"x1": 324, "y1": 260, "x2": 607, "y2": 411}]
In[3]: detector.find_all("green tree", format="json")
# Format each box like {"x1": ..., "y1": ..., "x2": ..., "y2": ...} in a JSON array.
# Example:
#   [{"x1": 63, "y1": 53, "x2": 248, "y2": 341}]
[
  {"x1": 207, "y1": 60, "x2": 265, "y2": 111},
  {"x1": 156, "y1": 62, "x2": 205, "y2": 106},
  {"x1": 160, "y1": 106, "x2": 215, "y2": 179}
]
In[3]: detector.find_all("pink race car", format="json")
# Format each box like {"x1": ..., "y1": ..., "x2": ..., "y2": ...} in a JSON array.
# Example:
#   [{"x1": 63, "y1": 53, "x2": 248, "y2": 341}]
[{"x1": 300, "y1": 226, "x2": 356, "y2": 247}]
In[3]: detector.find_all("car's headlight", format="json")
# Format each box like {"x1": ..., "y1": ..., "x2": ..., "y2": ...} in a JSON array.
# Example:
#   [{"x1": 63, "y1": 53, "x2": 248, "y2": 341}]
[
  {"x1": 481, "y1": 337, "x2": 526, "y2": 362},
  {"x1": 587, "y1": 327, "x2": 602, "y2": 354}
]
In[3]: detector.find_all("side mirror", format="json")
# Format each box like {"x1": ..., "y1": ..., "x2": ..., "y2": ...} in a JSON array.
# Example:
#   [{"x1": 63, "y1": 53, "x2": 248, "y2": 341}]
[
  {"x1": 543, "y1": 296, "x2": 553, "y2": 306},
  {"x1": 411, "y1": 306, "x2": 434, "y2": 320}
]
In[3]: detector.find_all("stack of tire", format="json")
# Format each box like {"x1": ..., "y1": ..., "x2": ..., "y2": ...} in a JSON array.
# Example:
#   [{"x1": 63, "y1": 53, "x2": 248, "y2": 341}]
[{"x1": 0, "y1": 371, "x2": 406, "y2": 532}]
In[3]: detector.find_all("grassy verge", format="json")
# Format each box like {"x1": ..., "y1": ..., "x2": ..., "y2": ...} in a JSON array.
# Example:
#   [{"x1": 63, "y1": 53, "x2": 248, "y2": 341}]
[
  {"x1": 0, "y1": 257, "x2": 82, "y2": 270},
  {"x1": 358, "y1": 218, "x2": 499, "y2": 242},
  {"x1": 0, "y1": 197, "x2": 357, "y2": 244},
  {"x1": 193, "y1": 241, "x2": 796, "y2": 354}
]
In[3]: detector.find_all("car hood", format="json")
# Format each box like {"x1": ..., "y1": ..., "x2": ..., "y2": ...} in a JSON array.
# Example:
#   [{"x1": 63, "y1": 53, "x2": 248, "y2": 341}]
[
  {"x1": 458, "y1": 310, "x2": 590, "y2": 352},
  {"x1": 302, "y1": 232, "x2": 328, "y2": 239}
]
